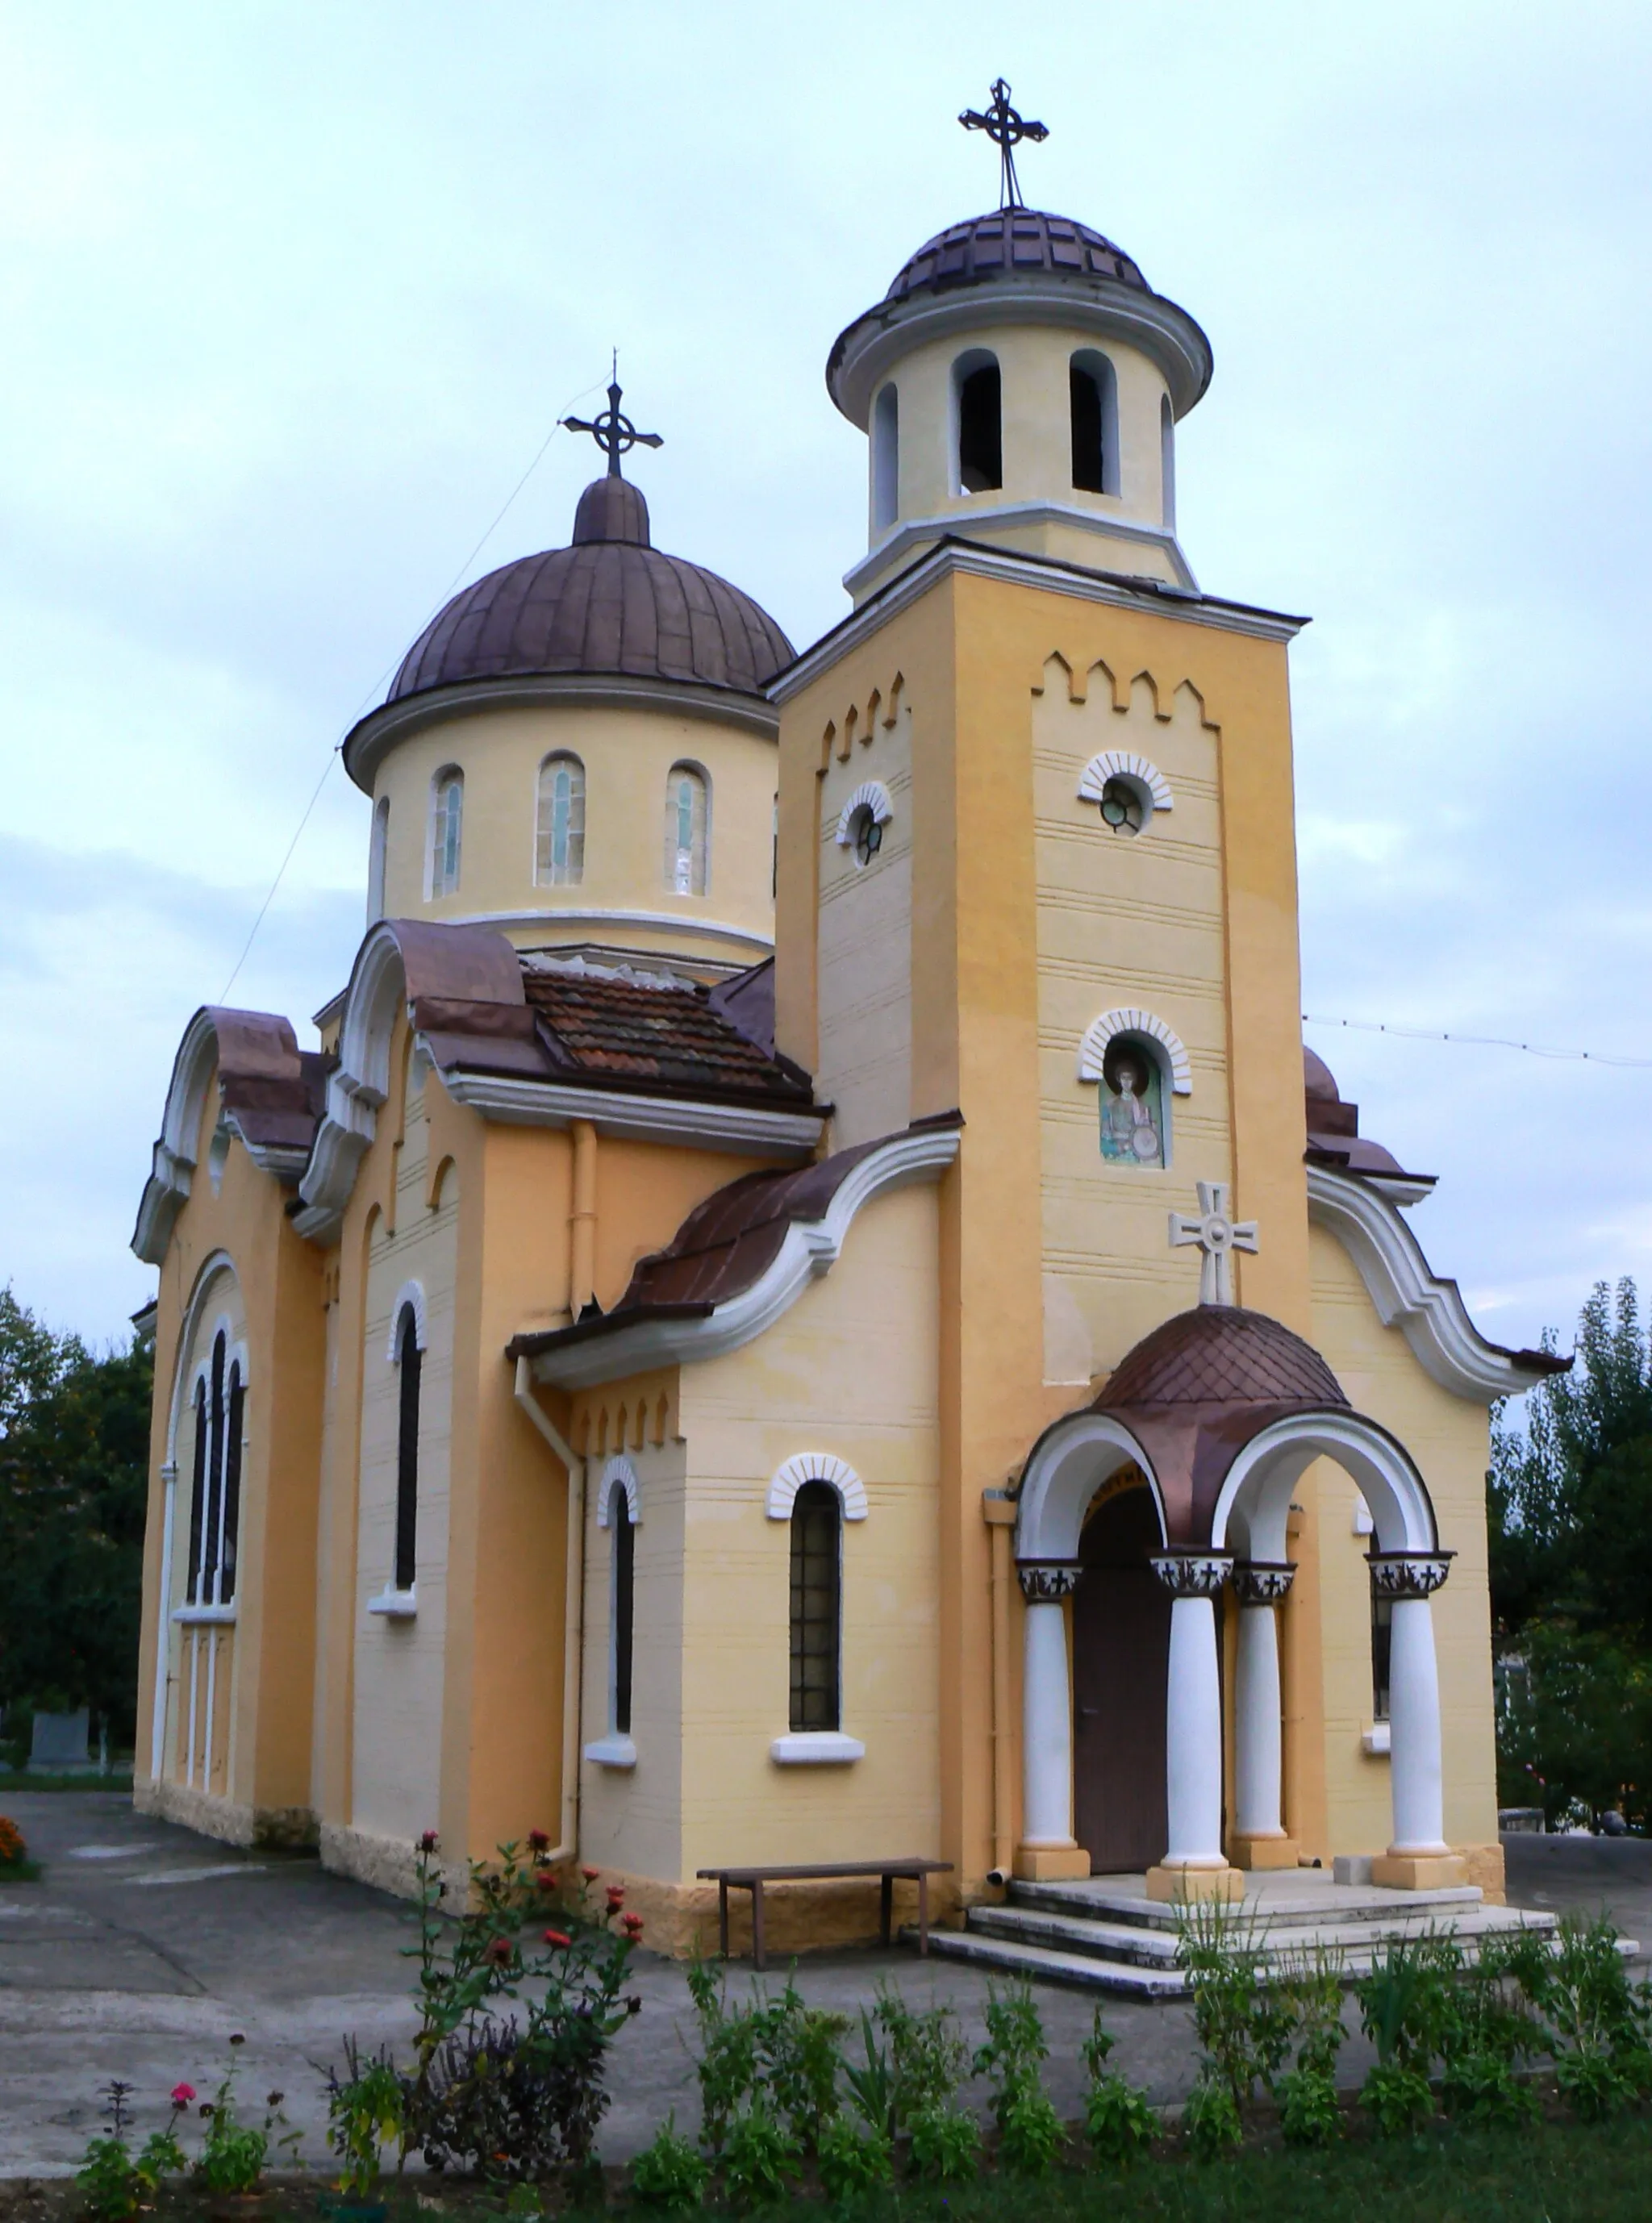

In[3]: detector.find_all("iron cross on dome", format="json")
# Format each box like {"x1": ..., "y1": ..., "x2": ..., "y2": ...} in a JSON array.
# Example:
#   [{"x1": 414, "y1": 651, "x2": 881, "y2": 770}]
[
  {"x1": 1169, "y1": 1181, "x2": 1259, "y2": 1308},
  {"x1": 561, "y1": 363, "x2": 663, "y2": 478},
  {"x1": 959, "y1": 77, "x2": 1049, "y2": 211}
]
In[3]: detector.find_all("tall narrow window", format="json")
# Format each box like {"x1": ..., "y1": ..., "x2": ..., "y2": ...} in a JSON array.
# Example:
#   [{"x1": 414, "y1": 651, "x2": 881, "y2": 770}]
[
  {"x1": 664, "y1": 763, "x2": 709, "y2": 896},
  {"x1": 1371, "y1": 1593, "x2": 1392, "y2": 1722},
  {"x1": 955, "y1": 353, "x2": 1002, "y2": 493},
  {"x1": 789, "y1": 1480, "x2": 841, "y2": 1733},
  {"x1": 202, "y1": 1331, "x2": 226, "y2": 1604},
  {"x1": 871, "y1": 382, "x2": 899, "y2": 532},
  {"x1": 187, "y1": 1378, "x2": 208, "y2": 1605},
  {"x1": 394, "y1": 1303, "x2": 422, "y2": 1593},
  {"x1": 430, "y1": 769, "x2": 463, "y2": 897},
  {"x1": 536, "y1": 753, "x2": 586, "y2": 886},
  {"x1": 220, "y1": 1359, "x2": 243, "y2": 1604},
  {"x1": 1161, "y1": 394, "x2": 1177, "y2": 532},
  {"x1": 1070, "y1": 352, "x2": 1120, "y2": 495},
  {"x1": 367, "y1": 795, "x2": 390, "y2": 923},
  {"x1": 611, "y1": 1493, "x2": 635, "y2": 1736}
]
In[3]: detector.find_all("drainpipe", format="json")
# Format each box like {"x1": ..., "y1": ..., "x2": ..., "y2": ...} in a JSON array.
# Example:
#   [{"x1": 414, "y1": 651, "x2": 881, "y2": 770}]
[
  {"x1": 569, "y1": 1120, "x2": 598, "y2": 1317},
  {"x1": 983, "y1": 1489, "x2": 1018, "y2": 1885},
  {"x1": 513, "y1": 1355, "x2": 585, "y2": 1866},
  {"x1": 149, "y1": 1462, "x2": 178, "y2": 1781}
]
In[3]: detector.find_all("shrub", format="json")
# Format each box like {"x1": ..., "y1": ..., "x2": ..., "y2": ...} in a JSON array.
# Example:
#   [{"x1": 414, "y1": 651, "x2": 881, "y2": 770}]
[
  {"x1": 720, "y1": 2099, "x2": 800, "y2": 2211},
  {"x1": 816, "y1": 2115, "x2": 895, "y2": 2200},
  {"x1": 973, "y1": 1983, "x2": 1062, "y2": 2175},
  {"x1": 874, "y1": 1990, "x2": 968, "y2": 2130},
  {"x1": 1080, "y1": 2006, "x2": 1156, "y2": 2165},
  {"x1": 401, "y1": 1837, "x2": 641, "y2": 2175},
  {"x1": 1277, "y1": 2066, "x2": 1340, "y2": 2147},
  {"x1": 324, "y1": 2041, "x2": 403, "y2": 2200},
  {"x1": 193, "y1": 2037, "x2": 293, "y2": 2195},
  {"x1": 1174, "y1": 1900, "x2": 1292, "y2": 2114},
  {"x1": 1355, "y1": 1933, "x2": 1459, "y2": 2079},
  {"x1": 907, "y1": 2104, "x2": 980, "y2": 2181},
  {"x1": 1181, "y1": 2075, "x2": 1242, "y2": 2160},
  {"x1": 0, "y1": 1816, "x2": 25, "y2": 1865},
  {"x1": 1359, "y1": 2058, "x2": 1433, "y2": 2137},
  {"x1": 684, "y1": 1962, "x2": 848, "y2": 2158},
  {"x1": 630, "y1": 2115, "x2": 711, "y2": 2210},
  {"x1": 76, "y1": 2083, "x2": 191, "y2": 2223},
  {"x1": 1441, "y1": 2050, "x2": 1539, "y2": 2129},
  {"x1": 1512, "y1": 1910, "x2": 1652, "y2": 2117},
  {"x1": 842, "y1": 2011, "x2": 895, "y2": 2140}
]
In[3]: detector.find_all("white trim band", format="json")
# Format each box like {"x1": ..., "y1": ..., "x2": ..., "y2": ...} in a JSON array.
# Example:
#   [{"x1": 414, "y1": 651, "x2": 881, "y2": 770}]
[
  {"x1": 770, "y1": 1732, "x2": 865, "y2": 1766},
  {"x1": 1078, "y1": 1009, "x2": 1193, "y2": 1095},
  {"x1": 437, "y1": 1070, "x2": 824, "y2": 1157},
  {"x1": 766, "y1": 1454, "x2": 869, "y2": 1522},
  {"x1": 1078, "y1": 751, "x2": 1174, "y2": 814}
]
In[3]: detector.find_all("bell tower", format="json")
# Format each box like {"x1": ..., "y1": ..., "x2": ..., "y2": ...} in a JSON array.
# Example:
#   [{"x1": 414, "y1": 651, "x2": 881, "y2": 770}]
[{"x1": 825, "y1": 82, "x2": 1212, "y2": 607}]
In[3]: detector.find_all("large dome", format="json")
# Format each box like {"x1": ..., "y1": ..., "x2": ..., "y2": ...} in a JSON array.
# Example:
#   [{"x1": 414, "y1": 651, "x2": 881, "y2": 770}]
[
  {"x1": 1101, "y1": 1306, "x2": 1348, "y2": 1412},
  {"x1": 386, "y1": 478, "x2": 795, "y2": 706},
  {"x1": 882, "y1": 208, "x2": 1151, "y2": 307}
]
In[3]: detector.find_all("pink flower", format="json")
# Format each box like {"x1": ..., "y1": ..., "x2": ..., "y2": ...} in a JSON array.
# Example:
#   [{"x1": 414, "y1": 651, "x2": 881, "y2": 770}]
[
  {"x1": 419, "y1": 1830, "x2": 440, "y2": 1854},
  {"x1": 170, "y1": 2083, "x2": 196, "y2": 2106},
  {"x1": 621, "y1": 1913, "x2": 645, "y2": 1939},
  {"x1": 581, "y1": 1865, "x2": 600, "y2": 1883},
  {"x1": 606, "y1": 1885, "x2": 625, "y2": 1912},
  {"x1": 542, "y1": 1929, "x2": 572, "y2": 1949},
  {"x1": 527, "y1": 1829, "x2": 551, "y2": 1854}
]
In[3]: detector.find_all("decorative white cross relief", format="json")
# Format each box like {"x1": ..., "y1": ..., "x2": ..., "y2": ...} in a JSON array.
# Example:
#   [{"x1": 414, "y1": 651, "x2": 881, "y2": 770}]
[{"x1": 1168, "y1": 1180, "x2": 1259, "y2": 1307}]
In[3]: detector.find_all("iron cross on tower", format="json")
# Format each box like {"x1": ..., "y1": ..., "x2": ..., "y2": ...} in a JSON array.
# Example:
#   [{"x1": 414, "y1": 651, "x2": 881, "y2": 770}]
[
  {"x1": 959, "y1": 77, "x2": 1049, "y2": 211},
  {"x1": 1169, "y1": 1182, "x2": 1259, "y2": 1308},
  {"x1": 561, "y1": 360, "x2": 664, "y2": 478}
]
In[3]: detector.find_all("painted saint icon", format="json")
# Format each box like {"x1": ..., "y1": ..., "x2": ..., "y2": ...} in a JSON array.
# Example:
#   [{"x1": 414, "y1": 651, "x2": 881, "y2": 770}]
[{"x1": 1099, "y1": 1040, "x2": 1165, "y2": 1167}]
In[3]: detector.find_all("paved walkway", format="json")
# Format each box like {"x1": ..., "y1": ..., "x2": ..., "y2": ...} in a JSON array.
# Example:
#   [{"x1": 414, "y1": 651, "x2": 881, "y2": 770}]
[{"x1": 0, "y1": 1792, "x2": 1645, "y2": 2175}]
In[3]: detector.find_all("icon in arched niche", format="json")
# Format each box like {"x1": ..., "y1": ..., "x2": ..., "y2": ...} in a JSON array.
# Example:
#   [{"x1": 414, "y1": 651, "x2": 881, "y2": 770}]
[{"x1": 1099, "y1": 1036, "x2": 1165, "y2": 1166}]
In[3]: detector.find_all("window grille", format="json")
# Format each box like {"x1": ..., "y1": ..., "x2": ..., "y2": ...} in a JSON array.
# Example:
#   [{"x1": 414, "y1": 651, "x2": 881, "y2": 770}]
[
  {"x1": 536, "y1": 754, "x2": 586, "y2": 886},
  {"x1": 789, "y1": 1480, "x2": 841, "y2": 1733},
  {"x1": 185, "y1": 1330, "x2": 243, "y2": 1606}
]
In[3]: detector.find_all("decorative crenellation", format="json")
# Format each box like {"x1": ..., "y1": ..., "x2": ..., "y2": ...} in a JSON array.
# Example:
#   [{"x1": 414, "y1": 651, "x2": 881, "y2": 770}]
[
  {"x1": 1017, "y1": 1558, "x2": 1084, "y2": 1603},
  {"x1": 573, "y1": 1378, "x2": 677, "y2": 1459},
  {"x1": 819, "y1": 672, "x2": 904, "y2": 774},
  {"x1": 1230, "y1": 1560, "x2": 1296, "y2": 1608},
  {"x1": 1368, "y1": 1551, "x2": 1454, "y2": 1599},
  {"x1": 1149, "y1": 1551, "x2": 1233, "y2": 1599}
]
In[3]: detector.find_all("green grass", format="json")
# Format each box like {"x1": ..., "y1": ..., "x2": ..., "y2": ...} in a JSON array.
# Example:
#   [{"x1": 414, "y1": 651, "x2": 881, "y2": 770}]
[
  {"x1": 0, "y1": 1769, "x2": 132, "y2": 1792},
  {"x1": 0, "y1": 1856, "x2": 42, "y2": 1882}
]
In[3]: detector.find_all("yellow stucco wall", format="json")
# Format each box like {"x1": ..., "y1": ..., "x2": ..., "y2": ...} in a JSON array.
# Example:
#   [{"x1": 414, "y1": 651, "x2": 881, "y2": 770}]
[
  {"x1": 369, "y1": 700, "x2": 776, "y2": 969},
  {"x1": 816, "y1": 697, "x2": 915, "y2": 1146}
]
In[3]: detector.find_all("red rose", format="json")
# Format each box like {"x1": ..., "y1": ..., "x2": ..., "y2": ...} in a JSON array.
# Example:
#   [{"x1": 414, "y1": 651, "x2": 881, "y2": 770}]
[
  {"x1": 170, "y1": 2083, "x2": 196, "y2": 2106},
  {"x1": 527, "y1": 1829, "x2": 551, "y2": 1853},
  {"x1": 484, "y1": 1936, "x2": 512, "y2": 1967},
  {"x1": 606, "y1": 1885, "x2": 625, "y2": 1912},
  {"x1": 419, "y1": 1830, "x2": 439, "y2": 1854},
  {"x1": 535, "y1": 1870, "x2": 559, "y2": 1893},
  {"x1": 581, "y1": 1865, "x2": 600, "y2": 1883},
  {"x1": 622, "y1": 1913, "x2": 645, "y2": 1938},
  {"x1": 542, "y1": 1929, "x2": 572, "y2": 1949}
]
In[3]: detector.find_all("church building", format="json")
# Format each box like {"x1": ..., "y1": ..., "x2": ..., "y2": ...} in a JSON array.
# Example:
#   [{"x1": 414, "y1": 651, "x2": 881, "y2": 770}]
[{"x1": 133, "y1": 93, "x2": 1559, "y2": 1948}]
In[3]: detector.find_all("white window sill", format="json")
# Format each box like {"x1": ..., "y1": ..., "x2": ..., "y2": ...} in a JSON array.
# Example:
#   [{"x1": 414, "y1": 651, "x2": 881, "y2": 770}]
[
  {"x1": 171, "y1": 1604, "x2": 237, "y2": 1626},
  {"x1": 770, "y1": 1732, "x2": 865, "y2": 1766},
  {"x1": 584, "y1": 1735, "x2": 637, "y2": 1770},
  {"x1": 1362, "y1": 1720, "x2": 1391, "y2": 1756},
  {"x1": 368, "y1": 1587, "x2": 418, "y2": 1620}
]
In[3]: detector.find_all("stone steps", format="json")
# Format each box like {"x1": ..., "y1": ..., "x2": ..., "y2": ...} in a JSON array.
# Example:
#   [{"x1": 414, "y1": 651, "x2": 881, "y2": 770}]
[{"x1": 903, "y1": 1870, "x2": 1571, "y2": 1998}]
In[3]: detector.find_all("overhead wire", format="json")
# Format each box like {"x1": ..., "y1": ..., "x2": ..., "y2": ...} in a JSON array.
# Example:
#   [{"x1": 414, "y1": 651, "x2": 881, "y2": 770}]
[
  {"x1": 1303, "y1": 1013, "x2": 1652, "y2": 1071},
  {"x1": 217, "y1": 369, "x2": 611, "y2": 1003}
]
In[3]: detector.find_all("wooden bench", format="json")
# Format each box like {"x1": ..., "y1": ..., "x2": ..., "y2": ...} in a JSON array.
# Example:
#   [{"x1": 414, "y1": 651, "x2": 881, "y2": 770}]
[{"x1": 696, "y1": 1858, "x2": 953, "y2": 1971}]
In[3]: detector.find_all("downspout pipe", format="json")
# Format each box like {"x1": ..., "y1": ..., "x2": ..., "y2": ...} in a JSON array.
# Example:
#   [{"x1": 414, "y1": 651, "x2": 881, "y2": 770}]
[
  {"x1": 513, "y1": 1354, "x2": 585, "y2": 1866},
  {"x1": 983, "y1": 1488, "x2": 1018, "y2": 1886}
]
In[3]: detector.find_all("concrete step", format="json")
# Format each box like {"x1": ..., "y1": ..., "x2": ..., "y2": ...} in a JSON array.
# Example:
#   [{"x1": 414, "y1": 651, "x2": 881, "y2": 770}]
[
  {"x1": 967, "y1": 1898, "x2": 1555, "y2": 1972},
  {"x1": 912, "y1": 1925, "x2": 1189, "y2": 1997},
  {"x1": 1007, "y1": 1875, "x2": 1492, "y2": 1932}
]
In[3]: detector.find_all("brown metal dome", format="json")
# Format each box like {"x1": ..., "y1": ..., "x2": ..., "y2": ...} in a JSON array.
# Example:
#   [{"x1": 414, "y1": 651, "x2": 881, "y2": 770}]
[
  {"x1": 386, "y1": 478, "x2": 795, "y2": 706},
  {"x1": 1101, "y1": 1306, "x2": 1348, "y2": 1412},
  {"x1": 883, "y1": 208, "x2": 1151, "y2": 305}
]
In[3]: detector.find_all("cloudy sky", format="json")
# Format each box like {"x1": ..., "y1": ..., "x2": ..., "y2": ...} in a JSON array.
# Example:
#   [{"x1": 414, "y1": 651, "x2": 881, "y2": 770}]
[{"x1": 3, "y1": 2, "x2": 1650, "y2": 1356}]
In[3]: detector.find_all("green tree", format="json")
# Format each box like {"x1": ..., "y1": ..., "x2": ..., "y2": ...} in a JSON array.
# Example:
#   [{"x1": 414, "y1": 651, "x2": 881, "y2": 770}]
[
  {"x1": 0, "y1": 1287, "x2": 152, "y2": 1745},
  {"x1": 1490, "y1": 1279, "x2": 1652, "y2": 1827}
]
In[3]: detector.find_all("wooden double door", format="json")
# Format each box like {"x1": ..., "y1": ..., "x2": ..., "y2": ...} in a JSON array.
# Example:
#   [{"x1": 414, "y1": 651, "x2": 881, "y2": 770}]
[{"x1": 1073, "y1": 1485, "x2": 1174, "y2": 1875}]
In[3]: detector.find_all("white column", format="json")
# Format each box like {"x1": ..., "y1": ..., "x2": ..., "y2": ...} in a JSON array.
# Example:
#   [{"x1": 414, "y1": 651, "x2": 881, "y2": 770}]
[
  {"x1": 1018, "y1": 1564, "x2": 1082, "y2": 1846},
  {"x1": 1154, "y1": 1554, "x2": 1232, "y2": 1868},
  {"x1": 1383, "y1": 1569, "x2": 1451, "y2": 1854},
  {"x1": 1232, "y1": 1563, "x2": 1294, "y2": 1841}
]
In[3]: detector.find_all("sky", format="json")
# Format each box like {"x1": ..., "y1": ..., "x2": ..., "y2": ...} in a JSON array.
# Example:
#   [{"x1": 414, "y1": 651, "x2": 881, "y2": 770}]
[{"x1": 2, "y1": 2, "x2": 1650, "y2": 1358}]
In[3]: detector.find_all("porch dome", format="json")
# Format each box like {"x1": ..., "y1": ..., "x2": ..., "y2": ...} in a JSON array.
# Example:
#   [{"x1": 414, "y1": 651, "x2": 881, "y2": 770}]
[{"x1": 1100, "y1": 1305, "x2": 1347, "y2": 1412}]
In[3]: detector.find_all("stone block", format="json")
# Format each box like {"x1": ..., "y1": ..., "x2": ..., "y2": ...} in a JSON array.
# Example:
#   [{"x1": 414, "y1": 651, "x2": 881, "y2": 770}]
[{"x1": 1145, "y1": 1863, "x2": 1244, "y2": 1904}]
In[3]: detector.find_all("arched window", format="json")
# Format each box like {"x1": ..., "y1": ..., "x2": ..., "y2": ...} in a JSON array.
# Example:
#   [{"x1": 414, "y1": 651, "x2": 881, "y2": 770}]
[
  {"x1": 871, "y1": 382, "x2": 899, "y2": 532},
  {"x1": 664, "y1": 763, "x2": 710, "y2": 896},
  {"x1": 536, "y1": 753, "x2": 586, "y2": 886},
  {"x1": 430, "y1": 769, "x2": 463, "y2": 898},
  {"x1": 367, "y1": 795, "x2": 390, "y2": 924},
  {"x1": 1161, "y1": 395, "x2": 1177, "y2": 532},
  {"x1": 1098, "y1": 1035, "x2": 1170, "y2": 1170},
  {"x1": 393, "y1": 1302, "x2": 422, "y2": 1593},
  {"x1": 1070, "y1": 351, "x2": 1120, "y2": 496},
  {"x1": 221, "y1": 1357, "x2": 243, "y2": 1604},
  {"x1": 954, "y1": 351, "x2": 1002, "y2": 494},
  {"x1": 202, "y1": 1331, "x2": 226, "y2": 1603},
  {"x1": 789, "y1": 1480, "x2": 841, "y2": 1733},
  {"x1": 187, "y1": 1378, "x2": 208, "y2": 1606},
  {"x1": 185, "y1": 1330, "x2": 243, "y2": 1606},
  {"x1": 611, "y1": 1491, "x2": 635, "y2": 1737}
]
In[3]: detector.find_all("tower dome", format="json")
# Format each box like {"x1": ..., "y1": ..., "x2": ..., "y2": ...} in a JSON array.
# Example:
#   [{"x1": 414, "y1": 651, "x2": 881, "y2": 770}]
[{"x1": 341, "y1": 385, "x2": 792, "y2": 979}]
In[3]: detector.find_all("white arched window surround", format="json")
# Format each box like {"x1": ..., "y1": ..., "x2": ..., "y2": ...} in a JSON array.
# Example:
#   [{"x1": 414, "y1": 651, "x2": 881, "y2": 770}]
[
  {"x1": 386, "y1": 1280, "x2": 428, "y2": 1362},
  {"x1": 367, "y1": 796, "x2": 390, "y2": 924},
  {"x1": 536, "y1": 751, "x2": 586, "y2": 886},
  {"x1": 1077, "y1": 753, "x2": 1174, "y2": 825},
  {"x1": 834, "y1": 781, "x2": 894, "y2": 869},
  {"x1": 664, "y1": 761, "x2": 711, "y2": 897},
  {"x1": 1070, "y1": 348, "x2": 1121, "y2": 498},
  {"x1": 428, "y1": 765, "x2": 464, "y2": 898},
  {"x1": 766, "y1": 1453, "x2": 868, "y2": 1523},
  {"x1": 1078, "y1": 1009, "x2": 1192, "y2": 1095},
  {"x1": 596, "y1": 1454, "x2": 641, "y2": 1527},
  {"x1": 871, "y1": 382, "x2": 899, "y2": 534}
]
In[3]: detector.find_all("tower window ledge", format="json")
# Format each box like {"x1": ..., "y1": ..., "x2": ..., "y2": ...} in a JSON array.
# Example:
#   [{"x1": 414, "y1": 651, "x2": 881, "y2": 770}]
[
  {"x1": 368, "y1": 1587, "x2": 418, "y2": 1620},
  {"x1": 584, "y1": 1735, "x2": 637, "y2": 1770},
  {"x1": 1362, "y1": 1721, "x2": 1391, "y2": 1757},
  {"x1": 770, "y1": 1732, "x2": 865, "y2": 1766}
]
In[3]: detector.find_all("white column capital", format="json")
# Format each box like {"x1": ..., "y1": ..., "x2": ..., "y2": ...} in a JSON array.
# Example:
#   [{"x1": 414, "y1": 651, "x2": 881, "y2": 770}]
[
  {"x1": 1150, "y1": 1550, "x2": 1232, "y2": 1599},
  {"x1": 1370, "y1": 1551, "x2": 1454, "y2": 1599},
  {"x1": 1017, "y1": 1558, "x2": 1084, "y2": 1603},
  {"x1": 1231, "y1": 1559, "x2": 1295, "y2": 1608}
]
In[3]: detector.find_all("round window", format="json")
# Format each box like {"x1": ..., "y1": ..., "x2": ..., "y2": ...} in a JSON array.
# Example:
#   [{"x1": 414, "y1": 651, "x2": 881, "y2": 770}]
[
  {"x1": 852, "y1": 806, "x2": 884, "y2": 867},
  {"x1": 1099, "y1": 777, "x2": 1144, "y2": 834}
]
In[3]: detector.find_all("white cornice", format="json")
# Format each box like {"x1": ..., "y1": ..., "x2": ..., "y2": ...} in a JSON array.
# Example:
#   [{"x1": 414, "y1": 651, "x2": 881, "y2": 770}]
[
  {"x1": 344, "y1": 672, "x2": 778, "y2": 793},
  {"x1": 843, "y1": 502, "x2": 1199, "y2": 601},
  {"x1": 442, "y1": 906, "x2": 774, "y2": 954},
  {"x1": 771, "y1": 542, "x2": 1307, "y2": 705},
  {"x1": 1307, "y1": 1162, "x2": 1554, "y2": 1403},
  {"x1": 522, "y1": 1123, "x2": 961, "y2": 1390},
  {"x1": 440, "y1": 1066, "x2": 823, "y2": 1155}
]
